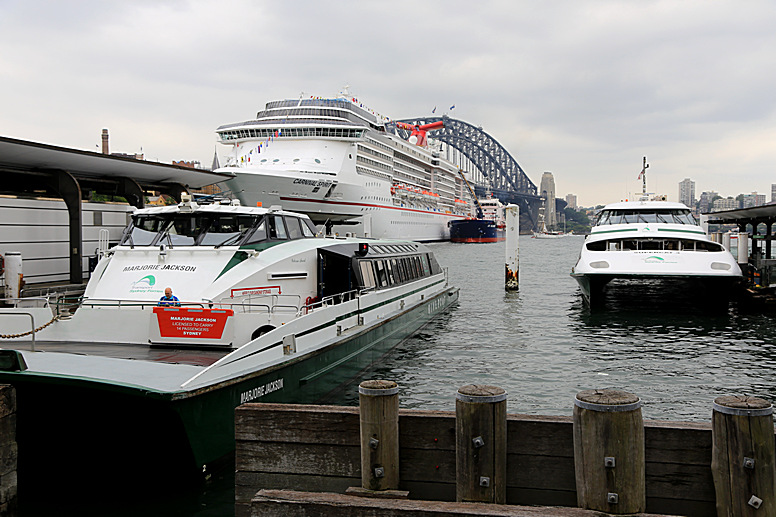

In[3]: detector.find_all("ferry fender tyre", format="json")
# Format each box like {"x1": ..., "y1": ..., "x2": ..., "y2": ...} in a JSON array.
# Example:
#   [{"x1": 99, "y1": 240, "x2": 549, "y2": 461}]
[{"x1": 251, "y1": 325, "x2": 275, "y2": 341}]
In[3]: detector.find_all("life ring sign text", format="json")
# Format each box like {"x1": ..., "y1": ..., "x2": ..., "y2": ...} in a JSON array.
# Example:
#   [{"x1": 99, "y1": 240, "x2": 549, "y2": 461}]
[
  {"x1": 230, "y1": 286, "x2": 281, "y2": 298},
  {"x1": 153, "y1": 307, "x2": 233, "y2": 339}
]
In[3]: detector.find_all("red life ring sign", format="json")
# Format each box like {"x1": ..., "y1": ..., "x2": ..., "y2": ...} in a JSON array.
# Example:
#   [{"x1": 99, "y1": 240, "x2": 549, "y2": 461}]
[{"x1": 153, "y1": 307, "x2": 234, "y2": 339}]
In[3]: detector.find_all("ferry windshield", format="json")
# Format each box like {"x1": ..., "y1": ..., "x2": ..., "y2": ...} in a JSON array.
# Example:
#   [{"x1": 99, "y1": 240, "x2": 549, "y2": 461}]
[
  {"x1": 121, "y1": 213, "x2": 318, "y2": 247},
  {"x1": 595, "y1": 209, "x2": 696, "y2": 226}
]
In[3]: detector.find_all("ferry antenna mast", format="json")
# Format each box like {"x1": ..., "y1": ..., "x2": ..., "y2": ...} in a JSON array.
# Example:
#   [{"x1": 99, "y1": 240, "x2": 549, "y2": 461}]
[{"x1": 639, "y1": 156, "x2": 649, "y2": 197}]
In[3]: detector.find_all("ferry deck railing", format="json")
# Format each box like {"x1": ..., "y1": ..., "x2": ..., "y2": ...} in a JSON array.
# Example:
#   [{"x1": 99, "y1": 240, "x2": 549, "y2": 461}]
[{"x1": 0, "y1": 311, "x2": 37, "y2": 351}]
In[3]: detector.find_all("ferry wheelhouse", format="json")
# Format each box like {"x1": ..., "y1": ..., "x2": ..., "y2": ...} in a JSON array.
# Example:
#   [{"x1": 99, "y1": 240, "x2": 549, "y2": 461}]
[{"x1": 214, "y1": 94, "x2": 475, "y2": 241}]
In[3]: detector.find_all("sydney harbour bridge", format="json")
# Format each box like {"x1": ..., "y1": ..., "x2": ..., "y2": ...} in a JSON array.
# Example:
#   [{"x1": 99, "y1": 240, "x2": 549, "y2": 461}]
[{"x1": 387, "y1": 116, "x2": 560, "y2": 232}]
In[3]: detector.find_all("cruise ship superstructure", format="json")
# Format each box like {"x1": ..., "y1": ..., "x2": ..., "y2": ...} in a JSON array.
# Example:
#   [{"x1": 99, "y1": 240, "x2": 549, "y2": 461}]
[{"x1": 214, "y1": 95, "x2": 474, "y2": 241}]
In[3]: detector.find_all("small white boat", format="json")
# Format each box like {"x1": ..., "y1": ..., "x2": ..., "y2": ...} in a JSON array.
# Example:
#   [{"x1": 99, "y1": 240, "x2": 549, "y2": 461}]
[{"x1": 532, "y1": 204, "x2": 571, "y2": 239}]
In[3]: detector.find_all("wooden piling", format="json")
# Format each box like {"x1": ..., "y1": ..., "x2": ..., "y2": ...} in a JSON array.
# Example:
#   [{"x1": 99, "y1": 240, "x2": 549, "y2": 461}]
[
  {"x1": 359, "y1": 380, "x2": 400, "y2": 492},
  {"x1": 505, "y1": 204, "x2": 519, "y2": 291},
  {"x1": 572, "y1": 389, "x2": 645, "y2": 514},
  {"x1": 0, "y1": 385, "x2": 16, "y2": 516},
  {"x1": 711, "y1": 395, "x2": 775, "y2": 517},
  {"x1": 455, "y1": 385, "x2": 507, "y2": 503}
]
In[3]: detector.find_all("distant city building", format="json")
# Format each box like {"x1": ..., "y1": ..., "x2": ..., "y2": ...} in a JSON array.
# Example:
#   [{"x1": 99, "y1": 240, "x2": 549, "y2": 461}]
[
  {"x1": 712, "y1": 197, "x2": 737, "y2": 212},
  {"x1": 742, "y1": 192, "x2": 766, "y2": 208},
  {"x1": 698, "y1": 191, "x2": 718, "y2": 213},
  {"x1": 565, "y1": 193, "x2": 577, "y2": 210},
  {"x1": 678, "y1": 178, "x2": 695, "y2": 208},
  {"x1": 539, "y1": 172, "x2": 557, "y2": 229},
  {"x1": 172, "y1": 160, "x2": 202, "y2": 169},
  {"x1": 100, "y1": 129, "x2": 143, "y2": 160},
  {"x1": 772, "y1": 184, "x2": 776, "y2": 203}
]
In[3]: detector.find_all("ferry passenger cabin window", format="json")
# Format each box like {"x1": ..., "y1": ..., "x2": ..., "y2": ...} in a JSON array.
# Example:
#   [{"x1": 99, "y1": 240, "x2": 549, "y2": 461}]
[
  {"x1": 353, "y1": 249, "x2": 443, "y2": 291},
  {"x1": 586, "y1": 238, "x2": 724, "y2": 252},
  {"x1": 359, "y1": 261, "x2": 377, "y2": 288}
]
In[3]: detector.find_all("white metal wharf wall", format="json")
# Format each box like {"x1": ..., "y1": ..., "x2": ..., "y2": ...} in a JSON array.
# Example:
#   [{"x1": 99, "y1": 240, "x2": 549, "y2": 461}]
[{"x1": 0, "y1": 196, "x2": 133, "y2": 285}]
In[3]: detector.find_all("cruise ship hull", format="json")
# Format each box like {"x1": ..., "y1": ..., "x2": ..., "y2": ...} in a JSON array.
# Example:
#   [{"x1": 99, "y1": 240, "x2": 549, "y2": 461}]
[{"x1": 449, "y1": 219, "x2": 503, "y2": 243}]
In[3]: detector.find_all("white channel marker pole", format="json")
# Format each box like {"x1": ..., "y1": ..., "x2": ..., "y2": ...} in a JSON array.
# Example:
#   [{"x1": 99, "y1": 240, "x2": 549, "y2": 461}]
[{"x1": 505, "y1": 204, "x2": 519, "y2": 291}]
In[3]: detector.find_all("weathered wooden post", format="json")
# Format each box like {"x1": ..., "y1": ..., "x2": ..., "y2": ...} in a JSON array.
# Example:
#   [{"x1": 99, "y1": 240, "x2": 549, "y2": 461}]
[
  {"x1": 738, "y1": 232, "x2": 750, "y2": 265},
  {"x1": 455, "y1": 385, "x2": 507, "y2": 503},
  {"x1": 712, "y1": 395, "x2": 776, "y2": 516},
  {"x1": 573, "y1": 389, "x2": 645, "y2": 514},
  {"x1": 358, "y1": 379, "x2": 400, "y2": 492},
  {"x1": 505, "y1": 204, "x2": 519, "y2": 291}
]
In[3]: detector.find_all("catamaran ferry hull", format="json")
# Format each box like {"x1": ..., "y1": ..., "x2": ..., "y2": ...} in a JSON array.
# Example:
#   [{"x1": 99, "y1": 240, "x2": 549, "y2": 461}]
[
  {"x1": 1, "y1": 285, "x2": 459, "y2": 498},
  {"x1": 572, "y1": 272, "x2": 740, "y2": 307}
]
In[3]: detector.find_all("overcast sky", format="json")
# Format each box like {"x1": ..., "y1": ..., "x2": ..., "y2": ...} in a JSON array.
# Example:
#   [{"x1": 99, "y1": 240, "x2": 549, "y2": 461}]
[{"x1": 2, "y1": 0, "x2": 775, "y2": 206}]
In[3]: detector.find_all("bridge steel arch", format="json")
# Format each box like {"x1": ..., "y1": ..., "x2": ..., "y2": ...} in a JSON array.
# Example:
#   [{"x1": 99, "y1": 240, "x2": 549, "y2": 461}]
[{"x1": 387, "y1": 116, "x2": 542, "y2": 229}]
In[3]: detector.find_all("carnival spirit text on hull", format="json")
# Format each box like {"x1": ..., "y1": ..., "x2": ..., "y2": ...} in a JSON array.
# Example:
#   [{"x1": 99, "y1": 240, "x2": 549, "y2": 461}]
[{"x1": 215, "y1": 95, "x2": 475, "y2": 241}]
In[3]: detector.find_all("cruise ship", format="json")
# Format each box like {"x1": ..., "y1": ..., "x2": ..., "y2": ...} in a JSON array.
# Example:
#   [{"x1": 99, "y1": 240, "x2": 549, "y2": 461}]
[{"x1": 214, "y1": 94, "x2": 475, "y2": 241}]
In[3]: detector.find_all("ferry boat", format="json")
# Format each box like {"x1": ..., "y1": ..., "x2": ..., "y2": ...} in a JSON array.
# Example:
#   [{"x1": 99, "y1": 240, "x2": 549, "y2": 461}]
[
  {"x1": 0, "y1": 196, "x2": 459, "y2": 495},
  {"x1": 570, "y1": 160, "x2": 741, "y2": 304},
  {"x1": 213, "y1": 93, "x2": 475, "y2": 241}
]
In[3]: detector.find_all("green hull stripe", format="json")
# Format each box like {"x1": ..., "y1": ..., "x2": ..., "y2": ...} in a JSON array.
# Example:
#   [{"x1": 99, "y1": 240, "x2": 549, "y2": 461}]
[
  {"x1": 657, "y1": 228, "x2": 706, "y2": 235},
  {"x1": 592, "y1": 228, "x2": 638, "y2": 234}
]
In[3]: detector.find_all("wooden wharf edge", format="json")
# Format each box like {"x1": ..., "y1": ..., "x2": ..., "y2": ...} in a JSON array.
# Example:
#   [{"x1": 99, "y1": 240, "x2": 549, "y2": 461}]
[
  {"x1": 235, "y1": 403, "x2": 720, "y2": 517},
  {"x1": 0, "y1": 385, "x2": 17, "y2": 517},
  {"x1": 251, "y1": 489, "x2": 673, "y2": 516}
]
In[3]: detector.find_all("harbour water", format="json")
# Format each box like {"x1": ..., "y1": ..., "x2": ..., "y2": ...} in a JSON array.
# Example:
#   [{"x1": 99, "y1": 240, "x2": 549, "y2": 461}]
[
  {"x1": 340, "y1": 236, "x2": 776, "y2": 422},
  {"x1": 27, "y1": 236, "x2": 776, "y2": 516}
]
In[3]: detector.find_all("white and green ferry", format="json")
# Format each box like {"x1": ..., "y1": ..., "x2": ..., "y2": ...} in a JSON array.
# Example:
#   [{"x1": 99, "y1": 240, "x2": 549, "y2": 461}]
[{"x1": 0, "y1": 196, "x2": 458, "y2": 493}]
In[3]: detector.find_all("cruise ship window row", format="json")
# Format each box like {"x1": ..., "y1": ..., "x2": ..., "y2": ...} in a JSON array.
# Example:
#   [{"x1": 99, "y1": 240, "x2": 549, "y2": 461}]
[
  {"x1": 255, "y1": 107, "x2": 372, "y2": 126},
  {"x1": 357, "y1": 144, "x2": 393, "y2": 163},
  {"x1": 586, "y1": 238, "x2": 724, "y2": 252},
  {"x1": 355, "y1": 165, "x2": 392, "y2": 182},
  {"x1": 266, "y1": 99, "x2": 377, "y2": 123},
  {"x1": 356, "y1": 155, "x2": 393, "y2": 173},
  {"x1": 394, "y1": 150, "x2": 432, "y2": 170},
  {"x1": 394, "y1": 163, "x2": 431, "y2": 181},
  {"x1": 220, "y1": 127, "x2": 365, "y2": 141},
  {"x1": 366, "y1": 138, "x2": 394, "y2": 154}
]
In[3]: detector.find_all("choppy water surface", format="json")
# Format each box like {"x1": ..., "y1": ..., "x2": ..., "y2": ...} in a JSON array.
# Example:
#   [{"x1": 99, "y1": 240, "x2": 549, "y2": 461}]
[{"x1": 338, "y1": 237, "x2": 776, "y2": 422}]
